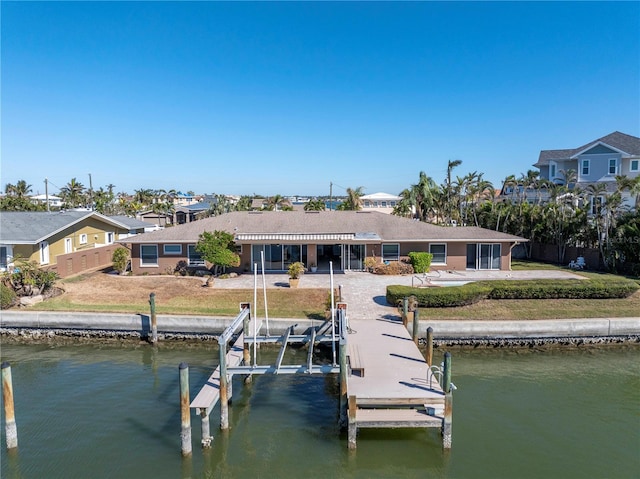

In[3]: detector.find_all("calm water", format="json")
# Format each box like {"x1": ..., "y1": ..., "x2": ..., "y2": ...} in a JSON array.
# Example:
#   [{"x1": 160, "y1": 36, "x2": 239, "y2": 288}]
[{"x1": 1, "y1": 341, "x2": 638, "y2": 479}]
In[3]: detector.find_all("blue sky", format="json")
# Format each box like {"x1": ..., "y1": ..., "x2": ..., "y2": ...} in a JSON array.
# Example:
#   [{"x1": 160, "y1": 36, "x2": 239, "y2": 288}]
[{"x1": 2, "y1": 1, "x2": 639, "y2": 198}]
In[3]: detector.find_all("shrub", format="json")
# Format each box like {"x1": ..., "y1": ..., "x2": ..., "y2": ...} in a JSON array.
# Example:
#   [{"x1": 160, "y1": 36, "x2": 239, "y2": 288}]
[
  {"x1": 408, "y1": 252, "x2": 433, "y2": 274},
  {"x1": 1, "y1": 283, "x2": 17, "y2": 309},
  {"x1": 5, "y1": 259, "x2": 60, "y2": 297},
  {"x1": 112, "y1": 247, "x2": 130, "y2": 274},
  {"x1": 373, "y1": 261, "x2": 414, "y2": 275},
  {"x1": 386, "y1": 278, "x2": 639, "y2": 308}
]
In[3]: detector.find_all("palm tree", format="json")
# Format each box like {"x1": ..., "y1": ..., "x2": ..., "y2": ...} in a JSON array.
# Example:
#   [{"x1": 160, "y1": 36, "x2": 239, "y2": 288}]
[
  {"x1": 338, "y1": 187, "x2": 364, "y2": 211},
  {"x1": 267, "y1": 194, "x2": 285, "y2": 211},
  {"x1": 60, "y1": 178, "x2": 86, "y2": 208},
  {"x1": 445, "y1": 159, "x2": 462, "y2": 224},
  {"x1": 304, "y1": 199, "x2": 326, "y2": 211}
]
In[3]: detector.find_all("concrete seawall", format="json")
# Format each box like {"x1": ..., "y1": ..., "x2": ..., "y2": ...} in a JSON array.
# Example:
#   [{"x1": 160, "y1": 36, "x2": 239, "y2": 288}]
[{"x1": 1, "y1": 311, "x2": 639, "y2": 343}]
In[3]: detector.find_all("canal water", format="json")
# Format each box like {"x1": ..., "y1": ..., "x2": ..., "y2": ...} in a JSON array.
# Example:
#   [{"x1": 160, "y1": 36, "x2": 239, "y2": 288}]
[{"x1": 1, "y1": 341, "x2": 638, "y2": 479}]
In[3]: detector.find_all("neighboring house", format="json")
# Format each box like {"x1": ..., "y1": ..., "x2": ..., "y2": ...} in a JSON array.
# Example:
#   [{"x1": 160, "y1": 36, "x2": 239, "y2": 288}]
[
  {"x1": 534, "y1": 131, "x2": 640, "y2": 209},
  {"x1": 30, "y1": 194, "x2": 63, "y2": 209},
  {"x1": 172, "y1": 191, "x2": 199, "y2": 207},
  {"x1": 123, "y1": 210, "x2": 526, "y2": 275},
  {"x1": 360, "y1": 192, "x2": 401, "y2": 214},
  {"x1": 137, "y1": 210, "x2": 173, "y2": 228},
  {"x1": 0, "y1": 211, "x2": 137, "y2": 274},
  {"x1": 108, "y1": 215, "x2": 159, "y2": 235}
]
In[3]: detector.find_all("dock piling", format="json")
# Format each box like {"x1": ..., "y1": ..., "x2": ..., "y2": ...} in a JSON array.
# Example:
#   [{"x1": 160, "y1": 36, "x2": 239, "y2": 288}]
[
  {"x1": 402, "y1": 297, "x2": 409, "y2": 327},
  {"x1": 426, "y1": 327, "x2": 434, "y2": 366},
  {"x1": 149, "y1": 292, "x2": 158, "y2": 344},
  {"x1": 179, "y1": 363, "x2": 192, "y2": 456},
  {"x1": 219, "y1": 342, "x2": 229, "y2": 430},
  {"x1": 412, "y1": 307, "x2": 420, "y2": 345},
  {"x1": 347, "y1": 395, "x2": 357, "y2": 450},
  {"x1": 2, "y1": 362, "x2": 18, "y2": 450},
  {"x1": 442, "y1": 352, "x2": 452, "y2": 449},
  {"x1": 241, "y1": 302, "x2": 252, "y2": 384}
]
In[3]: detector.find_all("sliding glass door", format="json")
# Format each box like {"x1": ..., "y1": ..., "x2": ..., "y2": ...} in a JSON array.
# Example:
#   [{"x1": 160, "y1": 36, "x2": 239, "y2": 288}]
[{"x1": 467, "y1": 243, "x2": 501, "y2": 270}]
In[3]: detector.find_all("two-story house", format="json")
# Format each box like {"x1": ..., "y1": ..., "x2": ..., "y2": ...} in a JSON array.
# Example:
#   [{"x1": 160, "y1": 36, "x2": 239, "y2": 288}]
[{"x1": 534, "y1": 131, "x2": 640, "y2": 209}]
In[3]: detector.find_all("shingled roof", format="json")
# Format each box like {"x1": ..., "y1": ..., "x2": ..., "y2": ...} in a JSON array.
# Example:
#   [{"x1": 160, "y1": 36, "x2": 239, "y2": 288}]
[
  {"x1": 122, "y1": 211, "x2": 526, "y2": 244},
  {"x1": 535, "y1": 131, "x2": 640, "y2": 166},
  {"x1": 0, "y1": 211, "x2": 131, "y2": 244}
]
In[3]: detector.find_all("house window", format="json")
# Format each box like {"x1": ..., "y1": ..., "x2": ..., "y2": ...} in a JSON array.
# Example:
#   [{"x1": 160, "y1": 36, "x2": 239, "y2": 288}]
[
  {"x1": 550, "y1": 162, "x2": 556, "y2": 179},
  {"x1": 0, "y1": 246, "x2": 7, "y2": 270},
  {"x1": 140, "y1": 245, "x2": 158, "y2": 266},
  {"x1": 106, "y1": 232, "x2": 114, "y2": 244},
  {"x1": 163, "y1": 244, "x2": 182, "y2": 255},
  {"x1": 188, "y1": 245, "x2": 205, "y2": 266},
  {"x1": 608, "y1": 158, "x2": 617, "y2": 175},
  {"x1": 382, "y1": 243, "x2": 399, "y2": 262},
  {"x1": 630, "y1": 159, "x2": 639, "y2": 172},
  {"x1": 581, "y1": 159, "x2": 590, "y2": 176},
  {"x1": 79, "y1": 234, "x2": 87, "y2": 244},
  {"x1": 429, "y1": 244, "x2": 447, "y2": 264}
]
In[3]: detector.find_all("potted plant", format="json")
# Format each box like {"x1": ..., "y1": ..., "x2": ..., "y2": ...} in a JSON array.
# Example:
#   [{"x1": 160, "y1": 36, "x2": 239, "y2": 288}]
[
  {"x1": 310, "y1": 262, "x2": 317, "y2": 273},
  {"x1": 287, "y1": 261, "x2": 305, "y2": 288}
]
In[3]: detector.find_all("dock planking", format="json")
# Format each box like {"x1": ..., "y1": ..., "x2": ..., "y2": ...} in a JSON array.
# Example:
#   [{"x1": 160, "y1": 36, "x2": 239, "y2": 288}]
[{"x1": 346, "y1": 317, "x2": 447, "y2": 441}]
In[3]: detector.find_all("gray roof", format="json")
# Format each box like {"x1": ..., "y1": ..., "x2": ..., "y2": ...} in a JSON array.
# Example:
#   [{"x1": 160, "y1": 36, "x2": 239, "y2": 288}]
[
  {"x1": 122, "y1": 211, "x2": 526, "y2": 244},
  {"x1": 0, "y1": 211, "x2": 130, "y2": 244},
  {"x1": 108, "y1": 215, "x2": 152, "y2": 230},
  {"x1": 536, "y1": 131, "x2": 640, "y2": 166}
]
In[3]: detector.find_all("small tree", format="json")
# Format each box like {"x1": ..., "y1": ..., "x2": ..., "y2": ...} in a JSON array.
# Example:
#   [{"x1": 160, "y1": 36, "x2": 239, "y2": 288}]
[
  {"x1": 112, "y1": 247, "x2": 130, "y2": 274},
  {"x1": 195, "y1": 230, "x2": 241, "y2": 276},
  {"x1": 408, "y1": 252, "x2": 433, "y2": 274}
]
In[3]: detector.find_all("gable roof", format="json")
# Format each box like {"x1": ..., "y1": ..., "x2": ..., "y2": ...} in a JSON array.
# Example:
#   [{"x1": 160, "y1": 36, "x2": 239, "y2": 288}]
[
  {"x1": 0, "y1": 211, "x2": 131, "y2": 244},
  {"x1": 535, "y1": 131, "x2": 640, "y2": 166},
  {"x1": 122, "y1": 211, "x2": 526, "y2": 244},
  {"x1": 108, "y1": 215, "x2": 153, "y2": 230}
]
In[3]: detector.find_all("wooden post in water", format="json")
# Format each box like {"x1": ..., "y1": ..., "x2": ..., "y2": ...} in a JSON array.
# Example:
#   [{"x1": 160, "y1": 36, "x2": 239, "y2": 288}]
[
  {"x1": 149, "y1": 292, "x2": 158, "y2": 344},
  {"x1": 179, "y1": 363, "x2": 192, "y2": 456},
  {"x1": 219, "y1": 341, "x2": 229, "y2": 430},
  {"x1": 402, "y1": 297, "x2": 408, "y2": 327},
  {"x1": 338, "y1": 306, "x2": 348, "y2": 428},
  {"x1": 426, "y1": 327, "x2": 434, "y2": 366},
  {"x1": 241, "y1": 302, "x2": 252, "y2": 385},
  {"x1": 442, "y1": 352, "x2": 453, "y2": 449},
  {"x1": 412, "y1": 307, "x2": 420, "y2": 345},
  {"x1": 347, "y1": 395, "x2": 357, "y2": 450},
  {"x1": 2, "y1": 362, "x2": 18, "y2": 450}
]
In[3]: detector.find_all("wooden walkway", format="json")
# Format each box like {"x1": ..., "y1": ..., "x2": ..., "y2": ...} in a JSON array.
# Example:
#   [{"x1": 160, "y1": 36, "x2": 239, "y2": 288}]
[{"x1": 345, "y1": 317, "x2": 448, "y2": 448}]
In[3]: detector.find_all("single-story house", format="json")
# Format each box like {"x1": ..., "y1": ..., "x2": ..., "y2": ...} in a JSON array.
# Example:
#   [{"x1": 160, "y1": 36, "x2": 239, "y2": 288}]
[
  {"x1": 122, "y1": 210, "x2": 527, "y2": 275},
  {"x1": 0, "y1": 211, "x2": 146, "y2": 273}
]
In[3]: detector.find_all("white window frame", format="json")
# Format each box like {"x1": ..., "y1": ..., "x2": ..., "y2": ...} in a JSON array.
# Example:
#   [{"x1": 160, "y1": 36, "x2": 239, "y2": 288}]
[
  {"x1": 381, "y1": 243, "x2": 400, "y2": 262},
  {"x1": 608, "y1": 158, "x2": 617, "y2": 175},
  {"x1": 39, "y1": 241, "x2": 50, "y2": 265},
  {"x1": 163, "y1": 244, "x2": 182, "y2": 255},
  {"x1": 65, "y1": 238, "x2": 73, "y2": 253},
  {"x1": 188, "y1": 244, "x2": 205, "y2": 266},
  {"x1": 581, "y1": 159, "x2": 590, "y2": 176},
  {"x1": 549, "y1": 161, "x2": 557, "y2": 179},
  {"x1": 106, "y1": 232, "x2": 114, "y2": 244},
  {"x1": 429, "y1": 243, "x2": 447, "y2": 264},
  {"x1": 140, "y1": 244, "x2": 158, "y2": 267},
  {"x1": 630, "y1": 159, "x2": 639, "y2": 172},
  {"x1": 79, "y1": 234, "x2": 88, "y2": 244}
]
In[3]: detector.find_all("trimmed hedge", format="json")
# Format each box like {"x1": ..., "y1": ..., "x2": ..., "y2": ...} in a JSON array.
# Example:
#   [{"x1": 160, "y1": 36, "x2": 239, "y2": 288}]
[
  {"x1": 1, "y1": 283, "x2": 17, "y2": 309},
  {"x1": 386, "y1": 278, "x2": 639, "y2": 308}
]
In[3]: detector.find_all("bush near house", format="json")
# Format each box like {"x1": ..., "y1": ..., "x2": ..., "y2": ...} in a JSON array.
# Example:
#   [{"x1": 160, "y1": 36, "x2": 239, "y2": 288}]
[
  {"x1": 1, "y1": 283, "x2": 17, "y2": 309},
  {"x1": 408, "y1": 252, "x2": 433, "y2": 274},
  {"x1": 386, "y1": 278, "x2": 639, "y2": 308},
  {"x1": 373, "y1": 261, "x2": 414, "y2": 275}
]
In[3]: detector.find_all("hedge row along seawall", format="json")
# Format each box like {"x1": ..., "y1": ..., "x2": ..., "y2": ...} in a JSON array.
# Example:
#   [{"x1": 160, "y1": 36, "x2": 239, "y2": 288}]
[{"x1": 386, "y1": 279, "x2": 640, "y2": 308}]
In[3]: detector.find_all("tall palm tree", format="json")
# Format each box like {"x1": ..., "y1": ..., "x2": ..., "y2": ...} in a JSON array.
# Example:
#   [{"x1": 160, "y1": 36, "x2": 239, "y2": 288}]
[
  {"x1": 60, "y1": 178, "x2": 86, "y2": 208},
  {"x1": 445, "y1": 159, "x2": 462, "y2": 224}
]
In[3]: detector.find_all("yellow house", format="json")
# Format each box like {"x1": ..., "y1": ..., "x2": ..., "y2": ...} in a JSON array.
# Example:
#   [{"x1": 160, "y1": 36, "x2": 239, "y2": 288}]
[{"x1": 0, "y1": 211, "x2": 144, "y2": 272}]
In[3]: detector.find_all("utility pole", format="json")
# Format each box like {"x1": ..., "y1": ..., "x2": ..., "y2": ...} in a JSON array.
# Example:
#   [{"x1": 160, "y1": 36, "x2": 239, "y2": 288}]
[
  {"x1": 88, "y1": 173, "x2": 93, "y2": 210},
  {"x1": 44, "y1": 178, "x2": 50, "y2": 212},
  {"x1": 329, "y1": 182, "x2": 333, "y2": 211}
]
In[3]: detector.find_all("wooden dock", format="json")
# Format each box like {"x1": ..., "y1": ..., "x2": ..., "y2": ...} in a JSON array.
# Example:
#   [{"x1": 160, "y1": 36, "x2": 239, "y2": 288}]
[
  {"x1": 345, "y1": 317, "x2": 449, "y2": 449},
  {"x1": 189, "y1": 300, "x2": 453, "y2": 451}
]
